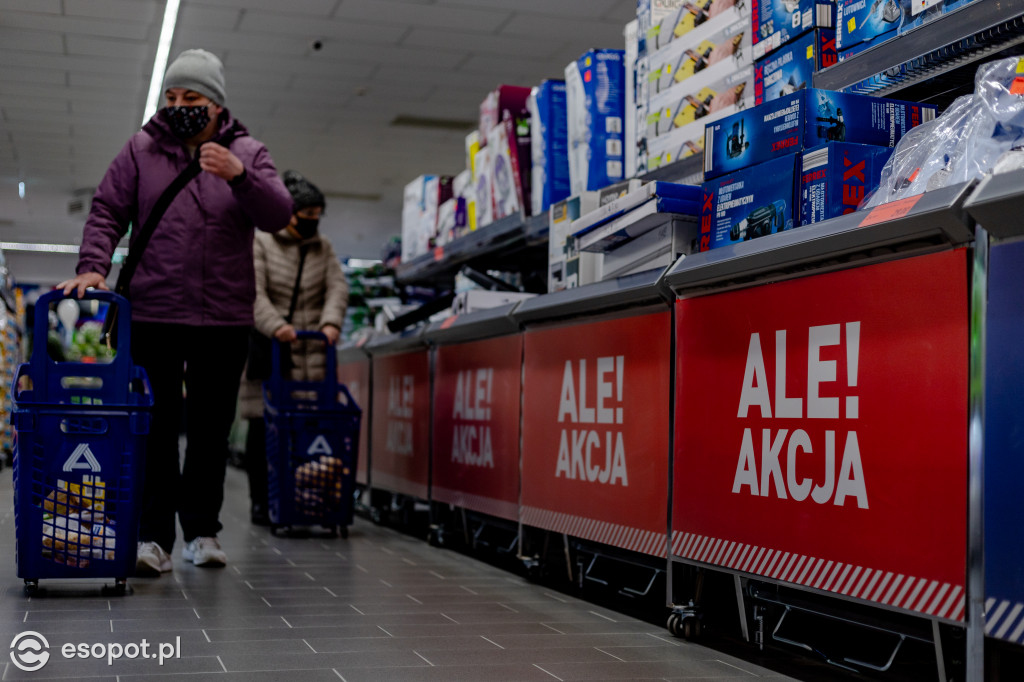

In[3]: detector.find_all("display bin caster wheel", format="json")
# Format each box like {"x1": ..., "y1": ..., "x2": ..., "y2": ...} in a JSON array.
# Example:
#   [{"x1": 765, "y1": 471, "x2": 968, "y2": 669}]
[
  {"x1": 668, "y1": 611, "x2": 702, "y2": 639},
  {"x1": 103, "y1": 578, "x2": 128, "y2": 596},
  {"x1": 24, "y1": 580, "x2": 38, "y2": 596},
  {"x1": 271, "y1": 524, "x2": 289, "y2": 537}
]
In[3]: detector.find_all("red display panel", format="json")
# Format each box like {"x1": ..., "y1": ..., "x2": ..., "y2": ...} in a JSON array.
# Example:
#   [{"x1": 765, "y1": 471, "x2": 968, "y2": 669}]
[
  {"x1": 673, "y1": 250, "x2": 969, "y2": 621},
  {"x1": 432, "y1": 335, "x2": 523, "y2": 521},
  {"x1": 370, "y1": 350, "x2": 431, "y2": 499},
  {"x1": 522, "y1": 311, "x2": 671, "y2": 557},
  {"x1": 337, "y1": 357, "x2": 370, "y2": 486}
]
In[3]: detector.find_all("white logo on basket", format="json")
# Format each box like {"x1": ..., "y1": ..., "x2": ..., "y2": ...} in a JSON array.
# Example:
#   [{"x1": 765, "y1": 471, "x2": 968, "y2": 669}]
[
  {"x1": 63, "y1": 443, "x2": 101, "y2": 472},
  {"x1": 10, "y1": 632, "x2": 50, "y2": 672},
  {"x1": 307, "y1": 435, "x2": 333, "y2": 456}
]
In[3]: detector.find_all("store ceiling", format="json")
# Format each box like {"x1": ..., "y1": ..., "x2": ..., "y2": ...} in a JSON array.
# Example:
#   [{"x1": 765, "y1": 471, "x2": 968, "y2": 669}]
[{"x1": 0, "y1": 0, "x2": 635, "y2": 284}]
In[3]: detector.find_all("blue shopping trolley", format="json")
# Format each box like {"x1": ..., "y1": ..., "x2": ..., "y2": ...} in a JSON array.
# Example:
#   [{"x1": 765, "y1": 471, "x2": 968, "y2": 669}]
[
  {"x1": 11, "y1": 290, "x2": 151, "y2": 595},
  {"x1": 263, "y1": 331, "x2": 361, "y2": 538}
]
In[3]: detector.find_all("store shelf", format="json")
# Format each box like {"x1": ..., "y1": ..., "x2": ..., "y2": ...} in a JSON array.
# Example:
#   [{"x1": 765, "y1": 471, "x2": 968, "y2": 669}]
[
  {"x1": 337, "y1": 342, "x2": 371, "y2": 365},
  {"x1": 363, "y1": 327, "x2": 428, "y2": 356},
  {"x1": 513, "y1": 267, "x2": 668, "y2": 325},
  {"x1": 814, "y1": 0, "x2": 1024, "y2": 97},
  {"x1": 423, "y1": 302, "x2": 521, "y2": 346},
  {"x1": 963, "y1": 168, "x2": 1024, "y2": 239},
  {"x1": 639, "y1": 155, "x2": 703, "y2": 185},
  {"x1": 395, "y1": 212, "x2": 548, "y2": 287},
  {"x1": 661, "y1": 181, "x2": 976, "y2": 298}
]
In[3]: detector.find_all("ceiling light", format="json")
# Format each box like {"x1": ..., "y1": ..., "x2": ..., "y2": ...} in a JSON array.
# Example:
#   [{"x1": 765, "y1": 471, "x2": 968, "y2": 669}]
[
  {"x1": 347, "y1": 258, "x2": 382, "y2": 268},
  {"x1": 141, "y1": 0, "x2": 182, "y2": 125},
  {"x1": 0, "y1": 242, "x2": 128, "y2": 258},
  {"x1": 18, "y1": 182, "x2": 25, "y2": 199}
]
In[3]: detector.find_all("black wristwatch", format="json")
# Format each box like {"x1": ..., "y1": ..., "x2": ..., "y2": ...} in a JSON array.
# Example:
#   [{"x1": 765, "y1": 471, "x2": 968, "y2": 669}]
[{"x1": 228, "y1": 168, "x2": 247, "y2": 187}]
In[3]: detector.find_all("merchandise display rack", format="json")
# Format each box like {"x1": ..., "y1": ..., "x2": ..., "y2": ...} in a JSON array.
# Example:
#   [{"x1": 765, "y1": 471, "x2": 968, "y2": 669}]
[
  {"x1": 513, "y1": 266, "x2": 668, "y2": 324},
  {"x1": 814, "y1": 0, "x2": 1024, "y2": 96},
  {"x1": 661, "y1": 181, "x2": 976, "y2": 298},
  {"x1": 395, "y1": 211, "x2": 548, "y2": 287},
  {"x1": 423, "y1": 302, "x2": 520, "y2": 346},
  {"x1": 639, "y1": 155, "x2": 704, "y2": 186},
  {"x1": 962, "y1": 167, "x2": 1024, "y2": 238}
]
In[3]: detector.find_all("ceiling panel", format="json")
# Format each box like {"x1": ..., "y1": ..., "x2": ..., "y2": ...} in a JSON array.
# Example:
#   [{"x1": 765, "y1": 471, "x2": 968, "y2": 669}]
[
  {"x1": 332, "y1": 0, "x2": 512, "y2": 32},
  {"x1": 0, "y1": 0, "x2": 61, "y2": 12},
  {"x1": 0, "y1": 50, "x2": 150, "y2": 75},
  {"x1": 65, "y1": 35, "x2": 155, "y2": 61},
  {"x1": 188, "y1": 0, "x2": 338, "y2": 15},
  {"x1": 401, "y1": 26, "x2": 561, "y2": 60},
  {"x1": 63, "y1": 0, "x2": 160, "y2": 24},
  {"x1": 0, "y1": 10, "x2": 155, "y2": 40},
  {"x1": 0, "y1": 27, "x2": 65, "y2": 53},
  {"x1": 0, "y1": 67, "x2": 68, "y2": 87},
  {"x1": 438, "y1": 0, "x2": 622, "y2": 19},
  {"x1": 237, "y1": 10, "x2": 408, "y2": 43},
  {"x1": 177, "y1": 4, "x2": 241, "y2": 30}
]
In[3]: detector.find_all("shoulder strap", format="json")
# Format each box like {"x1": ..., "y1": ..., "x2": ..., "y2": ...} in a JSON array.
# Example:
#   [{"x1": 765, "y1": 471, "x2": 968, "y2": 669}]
[
  {"x1": 114, "y1": 124, "x2": 245, "y2": 296},
  {"x1": 285, "y1": 243, "x2": 310, "y2": 324}
]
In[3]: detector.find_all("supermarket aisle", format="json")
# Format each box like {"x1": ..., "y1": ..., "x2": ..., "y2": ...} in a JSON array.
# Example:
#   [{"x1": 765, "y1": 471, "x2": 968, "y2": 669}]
[{"x1": 0, "y1": 466, "x2": 795, "y2": 681}]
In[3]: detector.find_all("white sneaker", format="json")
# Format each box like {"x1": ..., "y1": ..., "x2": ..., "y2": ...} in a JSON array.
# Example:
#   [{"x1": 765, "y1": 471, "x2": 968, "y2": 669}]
[
  {"x1": 135, "y1": 541, "x2": 172, "y2": 576},
  {"x1": 182, "y1": 537, "x2": 227, "y2": 567}
]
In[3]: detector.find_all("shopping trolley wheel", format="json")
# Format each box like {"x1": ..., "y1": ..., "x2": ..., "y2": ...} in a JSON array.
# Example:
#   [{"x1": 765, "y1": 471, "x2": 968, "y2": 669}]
[
  {"x1": 339, "y1": 525, "x2": 349, "y2": 539},
  {"x1": 103, "y1": 578, "x2": 129, "y2": 596},
  {"x1": 23, "y1": 579, "x2": 39, "y2": 596}
]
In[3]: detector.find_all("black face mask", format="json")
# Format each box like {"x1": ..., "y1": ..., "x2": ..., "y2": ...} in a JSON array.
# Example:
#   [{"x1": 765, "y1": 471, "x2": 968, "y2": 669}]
[
  {"x1": 294, "y1": 217, "x2": 319, "y2": 239},
  {"x1": 166, "y1": 105, "x2": 211, "y2": 139}
]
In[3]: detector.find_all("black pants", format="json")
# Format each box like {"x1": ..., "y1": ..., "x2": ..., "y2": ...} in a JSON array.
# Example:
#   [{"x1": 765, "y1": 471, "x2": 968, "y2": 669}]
[
  {"x1": 245, "y1": 417, "x2": 268, "y2": 508},
  {"x1": 131, "y1": 322, "x2": 248, "y2": 552}
]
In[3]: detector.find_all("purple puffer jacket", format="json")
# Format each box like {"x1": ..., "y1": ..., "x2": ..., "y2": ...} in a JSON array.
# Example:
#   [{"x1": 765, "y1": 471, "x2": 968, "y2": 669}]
[{"x1": 76, "y1": 108, "x2": 293, "y2": 326}]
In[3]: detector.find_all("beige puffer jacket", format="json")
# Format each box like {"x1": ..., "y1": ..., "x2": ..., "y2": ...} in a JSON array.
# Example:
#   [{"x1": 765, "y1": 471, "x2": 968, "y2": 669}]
[{"x1": 239, "y1": 229, "x2": 348, "y2": 419}]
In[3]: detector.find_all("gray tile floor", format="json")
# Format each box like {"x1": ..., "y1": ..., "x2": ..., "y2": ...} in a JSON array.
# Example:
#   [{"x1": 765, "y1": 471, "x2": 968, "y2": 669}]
[{"x1": 0, "y1": 466, "x2": 799, "y2": 681}]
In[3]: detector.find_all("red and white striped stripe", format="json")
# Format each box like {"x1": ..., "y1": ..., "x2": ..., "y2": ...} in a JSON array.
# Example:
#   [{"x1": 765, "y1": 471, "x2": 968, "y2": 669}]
[
  {"x1": 671, "y1": 531, "x2": 965, "y2": 622},
  {"x1": 521, "y1": 506, "x2": 667, "y2": 558},
  {"x1": 431, "y1": 486, "x2": 517, "y2": 522}
]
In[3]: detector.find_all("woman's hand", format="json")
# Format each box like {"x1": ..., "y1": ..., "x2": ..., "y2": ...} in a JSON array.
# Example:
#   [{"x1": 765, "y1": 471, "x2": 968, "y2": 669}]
[
  {"x1": 57, "y1": 272, "x2": 108, "y2": 298},
  {"x1": 273, "y1": 324, "x2": 297, "y2": 342},
  {"x1": 199, "y1": 142, "x2": 244, "y2": 182},
  {"x1": 321, "y1": 324, "x2": 340, "y2": 345}
]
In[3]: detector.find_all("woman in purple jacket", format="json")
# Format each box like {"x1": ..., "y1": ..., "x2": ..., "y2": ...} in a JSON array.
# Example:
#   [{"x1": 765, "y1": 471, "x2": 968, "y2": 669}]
[{"x1": 59, "y1": 50, "x2": 293, "y2": 575}]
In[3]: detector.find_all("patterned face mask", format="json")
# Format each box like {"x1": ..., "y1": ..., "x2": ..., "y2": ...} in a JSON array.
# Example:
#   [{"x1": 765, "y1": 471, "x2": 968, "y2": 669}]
[{"x1": 166, "y1": 104, "x2": 211, "y2": 139}]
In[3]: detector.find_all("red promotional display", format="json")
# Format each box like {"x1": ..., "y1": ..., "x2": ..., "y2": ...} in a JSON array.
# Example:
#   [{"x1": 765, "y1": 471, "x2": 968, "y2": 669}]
[
  {"x1": 370, "y1": 350, "x2": 431, "y2": 500},
  {"x1": 337, "y1": 357, "x2": 370, "y2": 486},
  {"x1": 673, "y1": 250, "x2": 969, "y2": 621},
  {"x1": 522, "y1": 312, "x2": 671, "y2": 558},
  {"x1": 432, "y1": 335, "x2": 523, "y2": 521}
]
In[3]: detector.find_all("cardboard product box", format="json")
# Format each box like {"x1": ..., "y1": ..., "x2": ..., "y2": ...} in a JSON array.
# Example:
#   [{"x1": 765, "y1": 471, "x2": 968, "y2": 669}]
[
  {"x1": 645, "y1": 3, "x2": 750, "y2": 56},
  {"x1": 479, "y1": 85, "x2": 531, "y2": 142},
  {"x1": 566, "y1": 49, "x2": 626, "y2": 195},
  {"x1": 799, "y1": 142, "x2": 893, "y2": 224},
  {"x1": 645, "y1": 12, "x2": 750, "y2": 97},
  {"x1": 755, "y1": 29, "x2": 837, "y2": 104},
  {"x1": 473, "y1": 146, "x2": 494, "y2": 229},
  {"x1": 700, "y1": 153, "x2": 800, "y2": 251},
  {"x1": 703, "y1": 88, "x2": 937, "y2": 180},
  {"x1": 454, "y1": 169, "x2": 478, "y2": 234},
  {"x1": 647, "y1": 63, "x2": 754, "y2": 142},
  {"x1": 465, "y1": 131, "x2": 482, "y2": 176},
  {"x1": 637, "y1": 0, "x2": 691, "y2": 55},
  {"x1": 529, "y1": 80, "x2": 570, "y2": 216},
  {"x1": 626, "y1": 19, "x2": 641, "y2": 180},
  {"x1": 898, "y1": 0, "x2": 942, "y2": 34},
  {"x1": 487, "y1": 123, "x2": 523, "y2": 221},
  {"x1": 435, "y1": 198, "x2": 458, "y2": 246},
  {"x1": 549, "y1": 195, "x2": 598, "y2": 292},
  {"x1": 835, "y1": 0, "x2": 903, "y2": 51},
  {"x1": 752, "y1": 0, "x2": 835, "y2": 60},
  {"x1": 599, "y1": 218, "x2": 696, "y2": 280},
  {"x1": 401, "y1": 175, "x2": 453, "y2": 261},
  {"x1": 645, "y1": 106, "x2": 732, "y2": 171}
]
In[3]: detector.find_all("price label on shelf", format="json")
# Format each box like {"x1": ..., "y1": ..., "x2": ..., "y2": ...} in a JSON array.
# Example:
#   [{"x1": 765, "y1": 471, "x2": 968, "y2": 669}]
[{"x1": 858, "y1": 195, "x2": 923, "y2": 227}]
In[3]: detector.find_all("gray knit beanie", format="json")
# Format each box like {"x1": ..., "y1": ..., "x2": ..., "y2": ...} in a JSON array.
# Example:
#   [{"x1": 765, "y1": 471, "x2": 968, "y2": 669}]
[
  {"x1": 163, "y1": 49, "x2": 226, "y2": 105},
  {"x1": 283, "y1": 170, "x2": 326, "y2": 211}
]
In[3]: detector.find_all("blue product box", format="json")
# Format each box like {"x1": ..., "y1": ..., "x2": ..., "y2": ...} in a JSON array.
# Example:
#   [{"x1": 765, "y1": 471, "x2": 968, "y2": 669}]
[
  {"x1": 700, "y1": 153, "x2": 800, "y2": 251},
  {"x1": 836, "y1": 0, "x2": 903, "y2": 51},
  {"x1": 529, "y1": 80, "x2": 570, "y2": 217},
  {"x1": 752, "y1": 0, "x2": 835, "y2": 60},
  {"x1": 799, "y1": 142, "x2": 893, "y2": 225},
  {"x1": 566, "y1": 49, "x2": 626, "y2": 195},
  {"x1": 703, "y1": 88, "x2": 936, "y2": 179},
  {"x1": 755, "y1": 29, "x2": 837, "y2": 104}
]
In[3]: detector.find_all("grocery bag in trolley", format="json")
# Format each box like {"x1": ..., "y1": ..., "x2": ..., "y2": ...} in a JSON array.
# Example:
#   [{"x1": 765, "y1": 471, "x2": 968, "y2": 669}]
[
  {"x1": 11, "y1": 290, "x2": 151, "y2": 595},
  {"x1": 263, "y1": 330, "x2": 361, "y2": 538}
]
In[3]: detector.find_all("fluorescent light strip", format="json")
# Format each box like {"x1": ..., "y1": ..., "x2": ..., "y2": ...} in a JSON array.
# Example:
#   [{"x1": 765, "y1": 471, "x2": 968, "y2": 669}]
[
  {"x1": 0, "y1": 243, "x2": 128, "y2": 257},
  {"x1": 141, "y1": 0, "x2": 182, "y2": 125},
  {"x1": 347, "y1": 258, "x2": 383, "y2": 268}
]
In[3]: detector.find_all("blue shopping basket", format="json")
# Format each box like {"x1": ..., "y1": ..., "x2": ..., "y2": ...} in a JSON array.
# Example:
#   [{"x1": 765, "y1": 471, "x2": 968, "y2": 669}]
[
  {"x1": 263, "y1": 331, "x2": 361, "y2": 538},
  {"x1": 11, "y1": 290, "x2": 151, "y2": 594}
]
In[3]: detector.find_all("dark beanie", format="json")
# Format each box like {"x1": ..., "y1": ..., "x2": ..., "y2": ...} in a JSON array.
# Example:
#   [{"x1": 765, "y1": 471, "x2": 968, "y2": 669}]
[{"x1": 283, "y1": 170, "x2": 325, "y2": 212}]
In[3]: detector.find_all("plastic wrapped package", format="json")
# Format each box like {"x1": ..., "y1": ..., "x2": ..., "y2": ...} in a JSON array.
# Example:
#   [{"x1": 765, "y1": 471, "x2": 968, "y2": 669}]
[{"x1": 866, "y1": 58, "x2": 1024, "y2": 208}]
